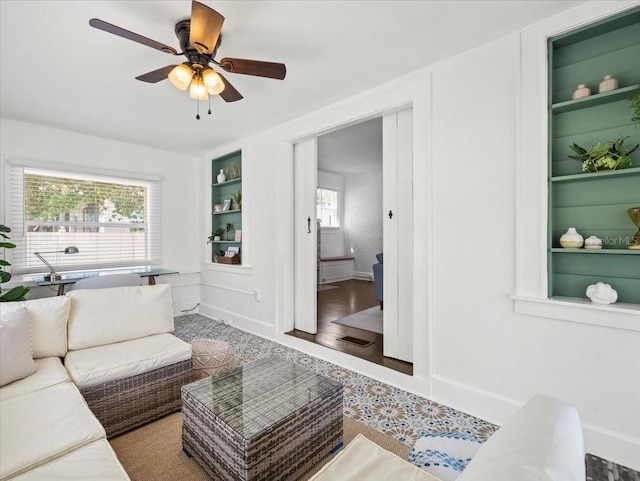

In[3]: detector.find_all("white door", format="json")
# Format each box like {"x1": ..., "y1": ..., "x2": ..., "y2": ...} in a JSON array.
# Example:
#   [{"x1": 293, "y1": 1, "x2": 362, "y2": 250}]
[
  {"x1": 382, "y1": 108, "x2": 413, "y2": 363},
  {"x1": 293, "y1": 137, "x2": 318, "y2": 334}
]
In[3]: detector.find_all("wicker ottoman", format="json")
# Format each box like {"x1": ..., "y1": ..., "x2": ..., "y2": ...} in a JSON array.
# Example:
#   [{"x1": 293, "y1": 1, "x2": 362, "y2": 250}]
[{"x1": 190, "y1": 338, "x2": 239, "y2": 380}]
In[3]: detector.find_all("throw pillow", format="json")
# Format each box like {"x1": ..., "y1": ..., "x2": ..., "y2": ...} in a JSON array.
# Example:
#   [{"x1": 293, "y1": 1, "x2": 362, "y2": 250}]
[
  {"x1": 0, "y1": 307, "x2": 38, "y2": 386},
  {"x1": 408, "y1": 432, "x2": 483, "y2": 481}
]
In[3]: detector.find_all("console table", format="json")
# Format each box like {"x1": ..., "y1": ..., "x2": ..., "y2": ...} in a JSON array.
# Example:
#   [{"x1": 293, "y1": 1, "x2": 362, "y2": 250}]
[{"x1": 34, "y1": 267, "x2": 178, "y2": 295}]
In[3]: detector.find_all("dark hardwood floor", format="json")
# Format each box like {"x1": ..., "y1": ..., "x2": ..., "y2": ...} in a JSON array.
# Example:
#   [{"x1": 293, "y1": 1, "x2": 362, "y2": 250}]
[{"x1": 286, "y1": 279, "x2": 413, "y2": 375}]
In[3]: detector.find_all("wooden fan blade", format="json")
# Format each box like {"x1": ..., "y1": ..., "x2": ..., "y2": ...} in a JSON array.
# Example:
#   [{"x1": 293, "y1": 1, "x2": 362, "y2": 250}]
[
  {"x1": 218, "y1": 73, "x2": 243, "y2": 102},
  {"x1": 89, "y1": 18, "x2": 178, "y2": 55},
  {"x1": 219, "y1": 58, "x2": 286, "y2": 80},
  {"x1": 135, "y1": 65, "x2": 177, "y2": 83},
  {"x1": 190, "y1": 1, "x2": 225, "y2": 55}
]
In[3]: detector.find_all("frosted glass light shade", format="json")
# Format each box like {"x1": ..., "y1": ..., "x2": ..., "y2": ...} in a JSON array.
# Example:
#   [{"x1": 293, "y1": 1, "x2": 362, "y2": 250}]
[
  {"x1": 168, "y1": 64, "x2": 193, "y2": 90},
  {"x1": 202, "y1": 68, "x2": 225, "y2": 95},
  {"x1": 189, "y1": 78, "x2": 208, "y2": 100}
]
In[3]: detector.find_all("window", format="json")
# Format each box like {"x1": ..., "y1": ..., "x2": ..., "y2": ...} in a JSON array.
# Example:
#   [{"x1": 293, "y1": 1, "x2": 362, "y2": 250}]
[
  {"x1": 6, "y1": 161, "x2": 161, "y2": 274},
  {"x1": 317, "y1": 188, "x2": 339, "y2": 228}
]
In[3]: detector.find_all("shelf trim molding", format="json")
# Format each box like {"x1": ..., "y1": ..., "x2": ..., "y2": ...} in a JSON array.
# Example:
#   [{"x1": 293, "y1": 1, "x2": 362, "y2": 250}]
[
  {"x1": 550, "y1": 166, "x2": 640, "y2": 183},
  {"x1": 513, "y1": 295, "x2": 640, "y2": 332},
  {"x1": 549, "y1": 248, "x2": 640, "y2": 255},
  {"x1": 551, "y1": 84, "x2": 640, "y2": 113}
]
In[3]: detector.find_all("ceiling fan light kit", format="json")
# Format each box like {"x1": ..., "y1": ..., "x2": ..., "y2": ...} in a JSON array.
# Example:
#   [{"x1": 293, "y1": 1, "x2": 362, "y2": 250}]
[
  {"x1": 190, "y1": 77, "x2": 208, "y2": 101},
  {"x1": 89, "y1": 0, "x2": 286, "y2": 119},
  {"x1": 168, "y1": 64, "x2": 193, "y2": 91}
]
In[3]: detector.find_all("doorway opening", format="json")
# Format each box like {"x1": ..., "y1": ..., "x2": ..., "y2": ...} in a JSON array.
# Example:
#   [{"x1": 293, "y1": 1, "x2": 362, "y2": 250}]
[{"x1": 286, "y1": 115, "x2": 413, "y2": 375}]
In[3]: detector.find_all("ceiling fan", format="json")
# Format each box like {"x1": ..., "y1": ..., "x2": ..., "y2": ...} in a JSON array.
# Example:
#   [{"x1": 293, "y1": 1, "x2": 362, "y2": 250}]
[{"x1": 89, "y1": 0, "x2": 286, "y2": 118}]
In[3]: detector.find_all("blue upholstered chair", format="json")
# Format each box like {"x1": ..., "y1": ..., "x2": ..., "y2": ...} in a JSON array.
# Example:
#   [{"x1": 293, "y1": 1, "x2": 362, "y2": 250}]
[{"x1": 373, "y1": 253, "x2": 383, "y2": 310}]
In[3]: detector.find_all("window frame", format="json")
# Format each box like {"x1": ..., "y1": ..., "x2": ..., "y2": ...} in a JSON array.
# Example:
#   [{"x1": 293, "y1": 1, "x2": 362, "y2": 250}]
[
  {"x1": 316, "y1": 186, "x2": 341, "y2": 229},
  {"x1": 4, "y1": 158, "x2": 162, "y2": 275}
]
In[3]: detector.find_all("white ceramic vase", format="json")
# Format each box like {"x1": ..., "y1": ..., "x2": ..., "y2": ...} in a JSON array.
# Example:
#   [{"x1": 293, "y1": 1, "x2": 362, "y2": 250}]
[
  {"x1": 559, "y1": 227, "x2": 584, "y2": 248},
  {"x1": 598, "y1": 75, "x2": 618, "y2": 93},
  {"x1": 217, "y1": 169, "x2": 226, "y2": 183}
]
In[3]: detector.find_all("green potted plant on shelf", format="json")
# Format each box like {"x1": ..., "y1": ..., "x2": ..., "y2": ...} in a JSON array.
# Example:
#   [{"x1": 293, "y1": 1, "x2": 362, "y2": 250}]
[
  {"x1": 569, "y1": 135, "x2": 638, "y2": 173},
  {"x1": 208, "y1": 228, "x2": 226, "y2": 243},
  {"x1": 629, "y1": 92, "x2": 640, "y2": 126},
  {"x1": 1, "y1": 224, "x2": 30, "y2": 302},
  {"x1": 231, "y1": 191, "x2": 242, "y2": 210}
]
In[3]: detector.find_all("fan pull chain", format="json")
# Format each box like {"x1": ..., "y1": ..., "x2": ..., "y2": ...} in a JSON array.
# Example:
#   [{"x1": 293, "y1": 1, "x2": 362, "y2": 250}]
[
  {"x1": 196, "y1": 97, "x2": 200, "y2": 120},
  {"x1": 208, "y1": 96, "x2": 212, "y2": 115}
]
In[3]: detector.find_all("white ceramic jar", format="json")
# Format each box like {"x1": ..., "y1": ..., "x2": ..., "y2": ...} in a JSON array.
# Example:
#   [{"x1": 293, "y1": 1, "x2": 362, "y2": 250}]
[
  {"x1": 217, "y1": 169, "x2": 226, "y2": 183},
  {"x1": 572, "y1": 84, "x2": 591, "y2": 100},
  {"x1": 598, "y1": 75, "x2": 618, "y2": 93},
  {"x1": 559, "y1": 227, "x2": 584, "y2": 248},
  {"x1": 584, "y1": 235, "x2": 603, "y2": 249}
]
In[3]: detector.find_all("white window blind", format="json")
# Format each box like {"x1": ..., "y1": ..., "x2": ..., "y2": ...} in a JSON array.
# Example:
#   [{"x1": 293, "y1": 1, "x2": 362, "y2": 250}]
[
  {"x1": 6, "y1": 161, "x2": 162, "y2": 274},
  {"x1": 316, "y1": 188, "x2": 339, "y2": 228}
]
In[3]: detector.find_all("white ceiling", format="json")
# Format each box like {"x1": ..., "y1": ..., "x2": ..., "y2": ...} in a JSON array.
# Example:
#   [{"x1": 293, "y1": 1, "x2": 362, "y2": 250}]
[
  {"x1": 0, "y1": 1, "x2": 586, "y2": 156},
  {"x1": 318, "y1": 117, "x2": 382, "y2": 175}
]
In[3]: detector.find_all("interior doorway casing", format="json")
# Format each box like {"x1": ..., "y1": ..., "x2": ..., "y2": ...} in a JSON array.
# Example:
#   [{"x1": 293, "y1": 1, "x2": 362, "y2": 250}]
[{"x1": 274, "y1": 73, "x2": 433, "y2": 385}]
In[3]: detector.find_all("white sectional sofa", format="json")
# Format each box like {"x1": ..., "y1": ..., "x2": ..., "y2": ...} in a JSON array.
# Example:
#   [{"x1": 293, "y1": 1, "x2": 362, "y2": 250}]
[{"x1": 0, "y1": 284, "x2": 192, "y2": 480}]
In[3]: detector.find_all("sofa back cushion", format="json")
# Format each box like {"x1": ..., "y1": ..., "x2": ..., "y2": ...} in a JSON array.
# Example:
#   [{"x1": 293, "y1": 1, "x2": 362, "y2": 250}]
[
  {"x1": 67, "y1": 284, "x2": 174, "y2": 351},
  {"x1": 457, "y1": 394, "x2": 585, "y2": 481},
  {"x1": 0, "y1": 308, "x2": 38, "y2": 386},
  {"x1": 0, "y1": 296, "x2": 69, "y2": 357}
]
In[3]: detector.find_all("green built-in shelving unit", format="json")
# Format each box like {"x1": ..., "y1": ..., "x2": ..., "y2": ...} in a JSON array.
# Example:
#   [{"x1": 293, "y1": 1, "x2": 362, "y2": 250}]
[
  {"x1": 547, "y1": 7, "x2": 640, "y2": 304},
  {"x1": 211, "y1": 150, "x2": 242, "y2": 264}
]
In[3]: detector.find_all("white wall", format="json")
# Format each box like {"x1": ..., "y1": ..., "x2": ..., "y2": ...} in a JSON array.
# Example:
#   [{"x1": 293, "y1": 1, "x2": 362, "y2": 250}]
[
  {"x1": 0, "y1": 119, "x2": 201, "y2": 314},
  {"x1": 343, "y1": 169, "x2": 383, "y2": 277},
  {"x1": 198, "y1": 2, "x2": 640, "y2": 469}
]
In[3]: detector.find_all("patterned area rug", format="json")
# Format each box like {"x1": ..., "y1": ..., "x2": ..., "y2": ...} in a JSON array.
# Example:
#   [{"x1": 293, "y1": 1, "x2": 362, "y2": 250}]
[
  {"x1": 174, "y1": 314, "x2": 638, "y2": 481},
  {"x1": 175, "y1": 314, "x2": 497, "y2": 447}
]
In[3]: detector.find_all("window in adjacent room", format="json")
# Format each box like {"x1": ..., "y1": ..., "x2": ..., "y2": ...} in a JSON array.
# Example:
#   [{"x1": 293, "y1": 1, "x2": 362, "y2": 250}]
[
  {"x1": 316, "y1": 187, "x2": 340, "y2": 228},
  {"x1": 5, "y1": 161, "x2": 161, "y2": 274}
]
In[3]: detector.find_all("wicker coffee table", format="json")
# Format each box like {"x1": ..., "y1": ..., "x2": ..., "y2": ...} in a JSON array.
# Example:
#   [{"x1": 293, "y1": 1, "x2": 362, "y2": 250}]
[{"x1": 181, "y1": 356, "x2": 343, "y2": 481}]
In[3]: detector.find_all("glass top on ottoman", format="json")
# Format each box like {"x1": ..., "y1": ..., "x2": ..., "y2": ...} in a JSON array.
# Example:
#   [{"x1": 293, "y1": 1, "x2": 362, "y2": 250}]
[{"x1": 182, "y1": 356, "x2": 343, "y2": 440}]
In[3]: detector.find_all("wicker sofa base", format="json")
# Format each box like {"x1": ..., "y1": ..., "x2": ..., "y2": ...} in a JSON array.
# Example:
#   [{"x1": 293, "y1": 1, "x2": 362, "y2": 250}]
[{"x1": 81, "y1": 359, "x2": 192, "y2": 438}]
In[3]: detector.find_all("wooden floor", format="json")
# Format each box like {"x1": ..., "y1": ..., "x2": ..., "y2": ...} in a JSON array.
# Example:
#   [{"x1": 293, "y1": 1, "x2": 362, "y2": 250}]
[{"x1": 286, "y1": 279, "x2": 413, "y2": 375}]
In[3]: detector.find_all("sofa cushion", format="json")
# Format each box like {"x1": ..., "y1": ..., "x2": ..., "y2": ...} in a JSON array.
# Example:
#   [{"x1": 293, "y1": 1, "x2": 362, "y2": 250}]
[
  {"x1": 0, "y1": 356, "x2": 70, "y2": 401},
  {"x1": 0, "y1": 307, "x2": 38, "y2": 386},
  {"x1": 0, "y1": 382, "x2": 105, "y2": 480},
  {"x1": 64, "y1": 333, "x2": 192, "y2": 388},
  {"x1": 67, "y1": 284, "x2": 174, "y2": 350},
  {"x1": 11, "y1": 440, "x2": 130, "y2": 481},
  {"x1": 0, "y1": 296, "x2": 69, "y2": 357},
  {"x1": 456, "y1": 394, "x2": 585, "y2": 481},
  {"x1": 309, "y1": 434, "x2": 442, "y2": 481}
]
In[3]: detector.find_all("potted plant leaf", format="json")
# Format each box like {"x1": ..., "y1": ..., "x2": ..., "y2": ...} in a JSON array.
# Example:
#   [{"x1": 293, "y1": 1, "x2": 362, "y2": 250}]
[
  {"x1": 569, "y1": 135, "x2": 638, "y2": 173},
  {"x1": 630, "y1": 92, "x2": 640, "y2": 126},
  {"x1": 231, "y1": 191, "x2": 242, "y2": 210},
  {"x1": 208, "y1": 228, "x2": 226, "y2": 243},
  {"x1": 1, "y1": 224, "x2": 30, "y2": 302}
]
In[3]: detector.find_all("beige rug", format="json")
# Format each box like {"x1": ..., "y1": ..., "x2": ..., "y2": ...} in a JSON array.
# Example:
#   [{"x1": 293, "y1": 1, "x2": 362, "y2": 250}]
[
  {"x1": 332, "y1": 306, "x2": 383, "y2": 334},
  {"x1": 110, "y1": 413, "x2": 409, "y2": 481}
]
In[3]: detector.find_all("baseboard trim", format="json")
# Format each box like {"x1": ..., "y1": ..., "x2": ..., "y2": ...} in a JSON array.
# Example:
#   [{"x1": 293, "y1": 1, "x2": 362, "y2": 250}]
[
  {"x1": 198, "y1": 302, "x2": 274, "y2": 338},
  {"x1": 431, "y1": 375, "x2": 640, "y2": 471}
]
